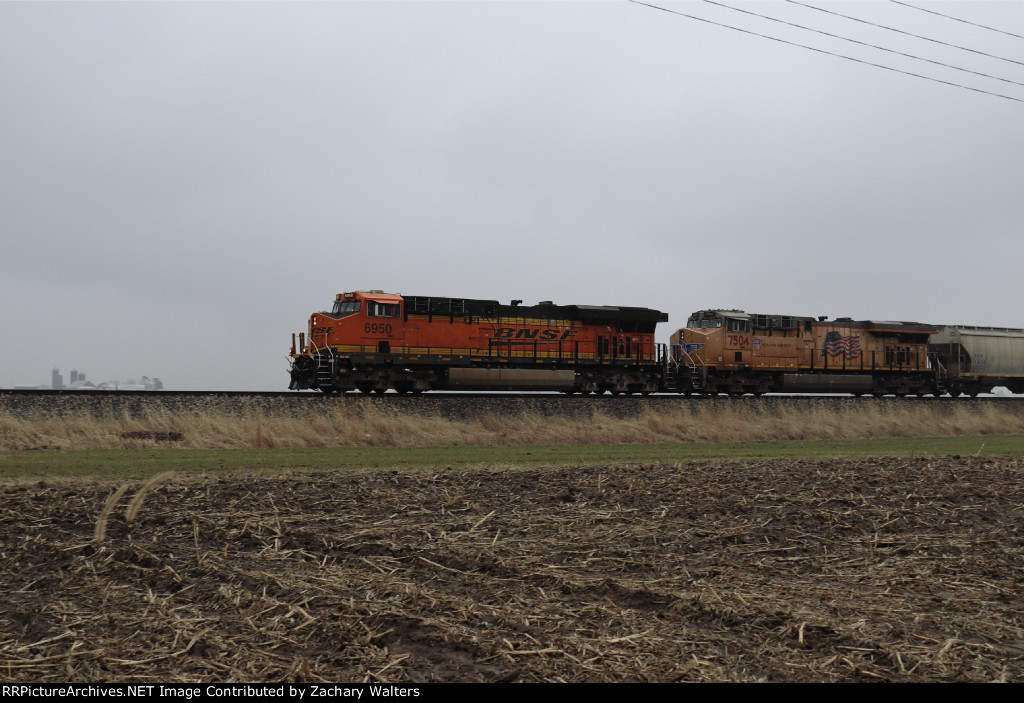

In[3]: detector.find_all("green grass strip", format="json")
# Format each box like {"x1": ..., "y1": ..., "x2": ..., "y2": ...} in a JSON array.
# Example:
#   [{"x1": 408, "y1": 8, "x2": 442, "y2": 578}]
[{"x1": 2, "y1": 434, "x2": 1022, "y2": 481}]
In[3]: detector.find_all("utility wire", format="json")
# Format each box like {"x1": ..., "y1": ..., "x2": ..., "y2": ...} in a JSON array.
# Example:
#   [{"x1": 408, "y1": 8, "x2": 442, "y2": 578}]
[
  {"x1": 890, "y1": 0, "x2": 1024, "y2": 41},
  {"x1": 628, "y1": 1, "x2": 1024, "y2": 104},
  {"x1": 706, "y1": 0, "x2": 1024, "y2": 89},
  {"x1": 786, "y1": 0, "x2": 1024, "y2": 67}
]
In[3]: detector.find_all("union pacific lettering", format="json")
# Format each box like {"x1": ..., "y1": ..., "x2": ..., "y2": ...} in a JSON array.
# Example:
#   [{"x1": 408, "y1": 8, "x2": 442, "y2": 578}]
[{"x1": 493, "y1": 328, "x2": 578, "y2": 341}]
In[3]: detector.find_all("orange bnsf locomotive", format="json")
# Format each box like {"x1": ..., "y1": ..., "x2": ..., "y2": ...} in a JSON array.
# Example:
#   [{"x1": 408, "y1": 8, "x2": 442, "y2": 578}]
[{"x1": 289, "y1": 290, "x2": 668, "y2": 394}]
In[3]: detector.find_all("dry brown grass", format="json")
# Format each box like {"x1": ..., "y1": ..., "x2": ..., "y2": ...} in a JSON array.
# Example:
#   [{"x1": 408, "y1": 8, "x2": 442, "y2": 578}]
[{"x1": 1, "y1": 403, "x2": 1022, "y2": 451}]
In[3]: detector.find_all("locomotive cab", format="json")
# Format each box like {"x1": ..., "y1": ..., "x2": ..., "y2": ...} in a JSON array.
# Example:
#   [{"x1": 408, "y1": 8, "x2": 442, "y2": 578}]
[
  {"x1": 671, "y1": 310, "x2": 751, "y2": 365},
  {"x1": 308, "y1": 291, "x2": 405, "y2": 354}
]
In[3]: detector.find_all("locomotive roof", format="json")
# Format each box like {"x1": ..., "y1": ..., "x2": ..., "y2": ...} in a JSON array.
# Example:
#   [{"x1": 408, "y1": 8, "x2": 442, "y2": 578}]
[
  {"x1": 691, "y1": 309, "x2": 936, "y2": 333},
  {"x1": 861, "y1": 320, "x2": 938, "y2": 331},
  {"x1": 404, "y1": 295, "x2": 668, "y2": 323},
  {"x1": 571, "y1": 304, "x2": 669, "y2": 323}
]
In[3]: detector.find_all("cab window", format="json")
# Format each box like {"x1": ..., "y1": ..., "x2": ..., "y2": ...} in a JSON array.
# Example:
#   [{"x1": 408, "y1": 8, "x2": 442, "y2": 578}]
[{"x1": 367, "y1": 301, "x2": 401, "y2": 318}]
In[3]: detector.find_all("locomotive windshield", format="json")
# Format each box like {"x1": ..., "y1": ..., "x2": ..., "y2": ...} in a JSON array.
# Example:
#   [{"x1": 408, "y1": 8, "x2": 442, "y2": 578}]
[
  {"x1": 687, "y1": 314, "x2": 723, "y2": 329},
  {"x1": 330, "y1": 300, "x2": 361, "y2": 317}
]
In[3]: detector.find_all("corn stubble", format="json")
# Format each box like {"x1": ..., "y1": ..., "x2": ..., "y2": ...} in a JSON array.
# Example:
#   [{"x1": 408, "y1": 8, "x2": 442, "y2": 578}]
[{"x1": 4, "y1": 456, "x2": 1023, "y2": 682}]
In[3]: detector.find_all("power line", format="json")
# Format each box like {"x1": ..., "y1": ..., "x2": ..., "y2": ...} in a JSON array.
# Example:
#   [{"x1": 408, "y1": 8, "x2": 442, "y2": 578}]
[
  {"x1": 628, "y1": 1, "x2": 1024, "y2": 104},
  {"x1": 786, "y1": 0, "x2": 1024, "y2": 67},
  {"x1": 705, "y1": 0, "x2": 1024, "y2": 90},
  {"x1": 890, "y1": 0, "x2": 1024, "y2": 41}
]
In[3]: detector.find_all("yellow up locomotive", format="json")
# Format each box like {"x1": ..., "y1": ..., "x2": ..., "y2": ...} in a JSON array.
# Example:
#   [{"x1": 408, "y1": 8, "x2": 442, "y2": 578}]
[{"x1": 669, "y1": 310, "x2": 937, "y2": 396}]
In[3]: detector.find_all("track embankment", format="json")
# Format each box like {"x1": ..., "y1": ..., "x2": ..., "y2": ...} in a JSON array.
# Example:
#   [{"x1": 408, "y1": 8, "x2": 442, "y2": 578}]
[{"x1": 1, "y1": 389, "x2": 1020, "y2": 419}]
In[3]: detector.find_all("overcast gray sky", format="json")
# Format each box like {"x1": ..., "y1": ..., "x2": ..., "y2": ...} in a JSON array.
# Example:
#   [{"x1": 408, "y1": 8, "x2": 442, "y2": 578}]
[{"x1": 2, "y1": 1, "x2": 1022, "y2": 390}]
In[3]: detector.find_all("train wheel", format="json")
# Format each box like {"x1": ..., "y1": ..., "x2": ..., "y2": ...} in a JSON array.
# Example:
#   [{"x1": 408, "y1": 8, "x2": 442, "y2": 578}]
[{"x1": 357, "y1": 385, "x2": 374, "y2": 394}]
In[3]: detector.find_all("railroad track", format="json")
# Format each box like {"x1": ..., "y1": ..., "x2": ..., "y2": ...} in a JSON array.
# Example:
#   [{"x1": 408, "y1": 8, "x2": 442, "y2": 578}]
[
  {"x1": 4, "y1": 388, "x2": 680, "y2": 400},
  {"x1": 2, "y1": 388, "x2": 1022, "y2": 422},
  {"x1": 2, "y1": 388, "x2": 1022, "y2": 400}
]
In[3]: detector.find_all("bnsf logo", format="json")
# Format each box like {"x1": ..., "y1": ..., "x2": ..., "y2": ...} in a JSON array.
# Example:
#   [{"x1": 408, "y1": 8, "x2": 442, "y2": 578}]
[
  {"x1": 494, "y1": 328, "x2": 577, "y2": 340},
  {"x1": 312, "y1": 326, "x2": 334, "y2": 335}
]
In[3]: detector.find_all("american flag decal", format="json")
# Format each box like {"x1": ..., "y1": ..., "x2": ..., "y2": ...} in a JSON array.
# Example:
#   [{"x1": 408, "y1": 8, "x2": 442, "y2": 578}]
[{"x1": 821, "y1": 331, "x2": 861, "y2": 360}]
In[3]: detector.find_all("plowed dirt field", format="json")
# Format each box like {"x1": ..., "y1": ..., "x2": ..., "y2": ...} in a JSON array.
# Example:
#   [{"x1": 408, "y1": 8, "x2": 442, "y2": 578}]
[{"x1": 2, "y1": 457, "x2": 1022, "y2": 682}]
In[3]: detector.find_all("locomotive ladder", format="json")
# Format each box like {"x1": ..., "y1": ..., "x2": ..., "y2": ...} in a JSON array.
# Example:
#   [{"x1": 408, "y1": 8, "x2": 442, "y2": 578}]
[
  {"x1": 688, "y1": 361, "x2": 707, "y2": 390},
  {"x1": 931, "y1": 355, "x2": 949, "y2": 396},
  {"x1": 316, "y1": 355, "x2": 334, "y2": 388},
  {"x1": 681, "y1": 348, "x2": 708, "y2": 391},
  {"x1": 310, "y1": 341, "x2": 335, "y2": 390},
  {"x1": 661, "y1": 344, "x2": 679, "y2": 392},
  {"x1": 665, "y1": 345, "x2": 708, "y2": 392}
]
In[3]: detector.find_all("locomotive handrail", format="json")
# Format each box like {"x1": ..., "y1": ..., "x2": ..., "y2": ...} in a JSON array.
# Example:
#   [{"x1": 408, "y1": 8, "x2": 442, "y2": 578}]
[
  {"x1": 318, "y1": 341, "x2": 929, "y2": 373},
  {"x1": 675, "y1": 346, "x2": 706, "y2": 368},
  {"x1": 319, "y1": 342, "x2": 660, "y2": 363},
  {"x1": 659, "y1": 343, "x2": 676, "y2": 369},
  {"x1": 669, "y1": 348, "x2": 930, "y2": 373}
]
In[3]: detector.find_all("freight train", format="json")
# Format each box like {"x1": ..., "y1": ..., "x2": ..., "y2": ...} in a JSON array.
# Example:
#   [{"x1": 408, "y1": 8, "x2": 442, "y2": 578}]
[{"x1": 288, "y1": 290, "x2": 1024, "y2": 396}]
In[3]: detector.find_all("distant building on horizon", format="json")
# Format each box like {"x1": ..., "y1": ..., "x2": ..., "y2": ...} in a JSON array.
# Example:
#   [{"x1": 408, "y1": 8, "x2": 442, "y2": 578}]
[{"x1": 46, "y1": 368, "x2": 164, "y2": 390}]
